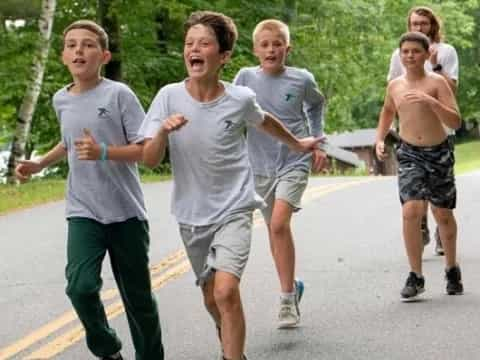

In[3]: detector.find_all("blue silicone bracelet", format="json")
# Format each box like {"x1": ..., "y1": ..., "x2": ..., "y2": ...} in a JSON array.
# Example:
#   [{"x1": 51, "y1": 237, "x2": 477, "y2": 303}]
[{"x1": 100, "y1": 142, "x2": 108, "y2": 161}]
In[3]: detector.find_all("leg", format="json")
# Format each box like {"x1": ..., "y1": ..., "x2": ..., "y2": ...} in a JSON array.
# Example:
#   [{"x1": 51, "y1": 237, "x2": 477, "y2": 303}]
[
  {"x1": 213, "y1": 271, "x2": 245, "y2": 360},
  {"x1": 402, "y1": 200, "x2": 427, "y2": 274},
  {"x1": 66, "y1": 218, "x2": 122, "y2": 357},
  {"x1": 108, "y1": 219, "x2": 164, "y2": 360},
  {"x1": 430, "y1": 206, "x2": 457, "y2": 268},
  {"x1": 269, "y1": 199, "x2": 295, "y2": 293}
]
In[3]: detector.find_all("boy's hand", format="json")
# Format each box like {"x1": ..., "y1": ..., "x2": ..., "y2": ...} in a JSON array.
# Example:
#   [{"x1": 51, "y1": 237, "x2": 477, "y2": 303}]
[
  {"x1": 293, "y1": 136, "x2": 324, "y2": 153},
  {"x1": 311, "y1": 149, "x2": 328, "y2": 173},
  {"x1": 403, "y1": 90, "x2": 434, "y2": 105},
  {"x1": 15, "y1": 160, "x2": 43, "y2": 182},
  {"x1": 375, "y1": 141, "x2": 387, "y2": 161},
  {"x1": 160, "y1": 114, "x2": 188, "y2": 134},
  {"x1": 74, "y1": 128, "x2": 100, "y2": 160}
]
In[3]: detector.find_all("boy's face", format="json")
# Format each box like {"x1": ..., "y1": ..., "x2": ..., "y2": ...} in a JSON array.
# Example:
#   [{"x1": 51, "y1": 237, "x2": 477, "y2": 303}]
[
  {"x1": 409, "y1": 13, "x2": 432, "y2": 38},
  {"x1": 62, "y1": 28, "x2": 111, "y2": 80},
  {"x1": 184, "y1": 24, "x2": 231, "y2": 81},
  {"x1": 253, "y1": 29, "x2": 290, "y2": 74},
  {"x1": 400, "y1": 41, "x2": 429, "y2": 70}
]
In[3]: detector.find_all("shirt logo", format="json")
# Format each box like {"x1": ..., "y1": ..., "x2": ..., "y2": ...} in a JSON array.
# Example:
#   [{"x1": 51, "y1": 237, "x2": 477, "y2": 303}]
[
  {"x1": 97, "y1": 107, "x2": 110, "y2": 117},
  {"x1": 225, "y1": 120, "x2": 234, "y2": 130},
  {"x1": 285, "y1": 93, "x2": 296, "y2": 102}
]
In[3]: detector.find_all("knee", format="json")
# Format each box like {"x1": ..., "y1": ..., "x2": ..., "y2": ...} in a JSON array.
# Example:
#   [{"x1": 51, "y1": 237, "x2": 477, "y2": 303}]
[
  {"x1": 269, "y1": 220, "x2": 290, "y2": 237},
  {"x1": 66, "y1": 277, "x2": 101, "y2": 300},
  {"x1": 402, "y1": 204, "x2": 424, "y2": 223},
  {"x1": 432, "y1": 208, "x2": 454, "y2": 226},
  {"x1": 213, "y1": 284, "x2": 240, "y2": 311},
  {"x1": 203, "y1": 290, "x2": 217, "y2": 312}
]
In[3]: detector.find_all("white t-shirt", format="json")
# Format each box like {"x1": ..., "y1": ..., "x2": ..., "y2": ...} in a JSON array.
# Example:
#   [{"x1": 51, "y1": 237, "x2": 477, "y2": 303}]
[{"x1": 139, "y1": 80, "x2": 265, "y2": 226}]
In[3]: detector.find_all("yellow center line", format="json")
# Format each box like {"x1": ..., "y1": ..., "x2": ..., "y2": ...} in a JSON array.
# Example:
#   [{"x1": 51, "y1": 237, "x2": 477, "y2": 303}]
[
  {"x1": 0, "y1": 250, "x2": 186, "y2": 360},
  {"x1": 1, "y1": 178, "x2": 379, "y2": 359},
  {"x1": 24, "y1": 261, "x2": 191, "y2": 359}
]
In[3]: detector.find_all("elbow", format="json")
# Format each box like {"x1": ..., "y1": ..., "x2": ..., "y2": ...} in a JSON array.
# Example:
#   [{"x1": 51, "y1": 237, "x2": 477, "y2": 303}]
[{"x1": 142, "y1": 153, "x2": 159, "y2": 169}]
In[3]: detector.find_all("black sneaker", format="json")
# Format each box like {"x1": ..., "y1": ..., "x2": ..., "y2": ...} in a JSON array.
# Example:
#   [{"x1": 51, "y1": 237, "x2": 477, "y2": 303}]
[
  {"x1": 421, "y1": 216, "x2": 430, "y2": 246},
  {"x1": 446, "y1": 265, "x2": 464, "y2": 295},
  {"x1": 434, "y1": 227, "x2": 445, "y2": 256},
  {"x1": 101, "y1": 353, "x2": 123, "y2": 360},
  {"x1": 401, "y1": 272, "x2": 425, "y2": 301}
]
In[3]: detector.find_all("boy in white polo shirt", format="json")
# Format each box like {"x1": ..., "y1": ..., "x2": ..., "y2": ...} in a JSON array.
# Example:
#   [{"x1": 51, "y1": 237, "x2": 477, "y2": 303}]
[{"x1": 140, "y1": 11, "x2": 321, "y2": 360}]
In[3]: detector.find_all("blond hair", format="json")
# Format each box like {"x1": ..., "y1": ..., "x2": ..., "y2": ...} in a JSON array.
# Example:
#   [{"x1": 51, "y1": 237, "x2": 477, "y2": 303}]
[
  {"x1": 252, "y1": 19, "x2": 290, "y2": 45},
  {"x1": 63, "y1": 20, "x2": 109, "y2": 50}
]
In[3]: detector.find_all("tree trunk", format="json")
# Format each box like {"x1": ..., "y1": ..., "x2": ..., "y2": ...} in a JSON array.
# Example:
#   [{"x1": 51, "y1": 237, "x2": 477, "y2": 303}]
[
  {"x1": 5, "y1": 0, "x2": 56, "y2": 184},
  {"x1": 98, "y1": 0, "x2": 122, "y2": 81}
]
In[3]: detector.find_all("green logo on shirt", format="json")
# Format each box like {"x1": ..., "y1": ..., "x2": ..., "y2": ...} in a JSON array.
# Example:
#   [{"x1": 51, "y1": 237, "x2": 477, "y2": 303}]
[{"x1": 285, "y1": 93, "x2": 295, "y2": 102}]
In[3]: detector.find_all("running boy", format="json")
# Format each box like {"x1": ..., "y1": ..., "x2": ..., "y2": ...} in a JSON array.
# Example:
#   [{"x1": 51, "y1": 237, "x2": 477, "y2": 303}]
[
  {"x1": 233, "y1": 19, "x2": 326, "y2": 328},
  {"x1": 15, "y1": 20, "x2": 164, "y2": 360},
  {"x1": 139, "y1": 11, "x2": 321, "y2": 360},
  {"x1": 387, "y1": 6, "x2": 460, "y2": 255},
  {"x1": 376, "y1": 32, "x2": 463, "y2": 301}
]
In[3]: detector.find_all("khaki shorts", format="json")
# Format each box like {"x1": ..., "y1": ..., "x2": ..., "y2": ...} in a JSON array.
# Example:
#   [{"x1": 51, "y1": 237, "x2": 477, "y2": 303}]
[
  {"x1": 178, "y1": 211, "x2": 253, "y2": 287},
  {"x1": 254, "y1": 169, "x2": 309, "y2": 223}
]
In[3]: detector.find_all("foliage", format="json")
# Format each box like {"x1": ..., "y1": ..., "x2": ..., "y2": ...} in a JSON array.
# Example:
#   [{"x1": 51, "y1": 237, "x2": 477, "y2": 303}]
[{"x1": 0, "y1": 0, "x2": 478, "y2": 173}]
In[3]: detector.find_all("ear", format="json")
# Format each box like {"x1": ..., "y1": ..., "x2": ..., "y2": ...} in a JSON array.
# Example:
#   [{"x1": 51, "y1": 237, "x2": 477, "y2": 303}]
[
  {"x1": 102, "y1": 50, "x2": 112, "y2": 65},
  {"x1": 286, "y1": 45, "x2": 292, "y2": 56},
  {"x1": 220, "y1": 50, "x2": 232, "y2": 65}
]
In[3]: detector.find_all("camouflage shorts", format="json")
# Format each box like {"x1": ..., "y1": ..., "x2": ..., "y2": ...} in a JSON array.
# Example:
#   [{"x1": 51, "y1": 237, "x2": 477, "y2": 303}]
[{"x1": 396, "y1": 139, "x2": 456, "y2": 209}]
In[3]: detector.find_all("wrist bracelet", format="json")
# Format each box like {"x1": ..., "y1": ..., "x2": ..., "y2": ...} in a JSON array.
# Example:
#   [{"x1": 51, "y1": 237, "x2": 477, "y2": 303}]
[{"x1": 100, "y1": 142, "x2": 108, "y2": 161}]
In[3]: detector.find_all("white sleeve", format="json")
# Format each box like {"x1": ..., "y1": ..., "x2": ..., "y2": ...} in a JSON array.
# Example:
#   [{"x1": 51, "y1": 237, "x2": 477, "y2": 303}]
[
  {"x1": 387, "y1": 49, "x2": 403, "y2": 82},
  {"x1": 441, "y1": 46, "x2": 459, "y2": 81},
  {"x1": 138, "y1": 88, "x2": 169, "y2": 139}
]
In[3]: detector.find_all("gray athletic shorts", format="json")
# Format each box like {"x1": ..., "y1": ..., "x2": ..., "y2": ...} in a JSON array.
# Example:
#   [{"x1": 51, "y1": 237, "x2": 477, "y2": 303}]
[
  {"x1": 254, "y1": 169, "x2": 309, "y2": 223},
  {"x1": 178, "y1": 211, "x2": 253, "y2": 287}
]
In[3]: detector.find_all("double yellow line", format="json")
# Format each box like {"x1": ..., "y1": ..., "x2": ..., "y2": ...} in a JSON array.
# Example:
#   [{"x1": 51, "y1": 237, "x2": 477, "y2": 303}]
[{"x1": 0, "y1": 178, "x2": 378, "y2": 359}]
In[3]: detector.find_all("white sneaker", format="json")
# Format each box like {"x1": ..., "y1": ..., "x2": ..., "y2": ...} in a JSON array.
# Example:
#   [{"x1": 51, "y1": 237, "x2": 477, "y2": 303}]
[{"x1": 277, "y1": 297, "x2": 299, "y2": 328}]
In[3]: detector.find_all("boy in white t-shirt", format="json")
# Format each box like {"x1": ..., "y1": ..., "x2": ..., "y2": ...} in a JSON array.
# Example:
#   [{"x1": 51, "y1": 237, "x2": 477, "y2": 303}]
[{"x1": 139, "y1": 11, "x2": 321, "y2": 360}]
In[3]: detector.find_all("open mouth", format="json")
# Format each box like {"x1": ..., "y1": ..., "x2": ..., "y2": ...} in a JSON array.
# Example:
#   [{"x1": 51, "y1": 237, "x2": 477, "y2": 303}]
[
  {"x1": 189, "y1": 58, "x2": 205, "y2": 69},
  {"x1": 265, "y1": 56, "x2": 277, "y2": 62},
  {"x1": 73, "y1": 58, "x2": 86, "y2": 64}
]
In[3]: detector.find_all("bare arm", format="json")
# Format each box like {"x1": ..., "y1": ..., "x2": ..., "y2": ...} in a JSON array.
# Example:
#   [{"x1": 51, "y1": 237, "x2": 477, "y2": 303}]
[
  {"x1": 143, "y1": 130, "x2": 169, "y2": 168},
  {"x1": 256, "y1": 113, "x2": 322, "y2": 153},
  {"x1": 431, "y1": 77, "x2": 461, "y2": 129},
  {"x1": 375, "y1": 88, "x2": 396, "y2": 160},
  {"x1": 15, "y1": 142, "x2": 67, "y2": 181},
  {"x1": 142, "y1": 114, "x2": 187, "y2": 168}
]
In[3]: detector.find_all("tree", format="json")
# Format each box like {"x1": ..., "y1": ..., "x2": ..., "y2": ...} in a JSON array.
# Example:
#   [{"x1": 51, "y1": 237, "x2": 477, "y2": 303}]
[{"x1": 5, "y1": 0, "x2": 56, "y2": 183}]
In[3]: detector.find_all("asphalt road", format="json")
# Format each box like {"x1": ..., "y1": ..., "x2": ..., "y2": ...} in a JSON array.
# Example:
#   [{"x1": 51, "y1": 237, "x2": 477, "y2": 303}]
[{"x1": 1, "y1": 173, "x2": 479, "y2": 360}]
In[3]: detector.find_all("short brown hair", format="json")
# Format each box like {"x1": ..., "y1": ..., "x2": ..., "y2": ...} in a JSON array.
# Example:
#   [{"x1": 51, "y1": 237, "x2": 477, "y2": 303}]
[
  {"x1": 184, "y1": 11, "x2": 238, "y2": 53},
  {"x1": 63, "y1": 20, "x2": 109, "y2": 50},
  {"x1": 399, "y1": 31, "x2": 430, "y2": 52},
  {"x1": 407, "y1": 6, "x2": 443, "y2": 43},
  {"x1": 253, "y1": 19, "x2": 290, "y2": 45}
]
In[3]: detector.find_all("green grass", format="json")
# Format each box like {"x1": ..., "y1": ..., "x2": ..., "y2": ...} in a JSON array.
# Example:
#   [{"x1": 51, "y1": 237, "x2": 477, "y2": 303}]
[
  {"x1": 1, "y1": 139, "x2": 478, "y2": 215},
  {"x1": 455, "y1": 139, "x2": 480, "y2": 175},
  {"x1": 0, "y1": 173, "x2": 171, "y2": 215}
]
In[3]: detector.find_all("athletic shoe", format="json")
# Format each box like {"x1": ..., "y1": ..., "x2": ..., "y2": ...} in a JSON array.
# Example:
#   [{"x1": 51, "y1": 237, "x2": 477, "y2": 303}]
[
  {"x1": 446, "y1": 265, "x2": 464, "y2": 295},
  {"x1": 277, "y1": 279, "x2": 304, "y2": 328},
  {"x1": 421, "y1": 217, "x2": 430, "y2": 246},
  {"x1": 400, "y1": 272, "x2": 425, "y2": 301},
  {"x1": 434, "y1": 227, "x2": 445, "y2": 256},
  {"x1": 101, "y1": 352, "x2": 123, "y2": 360},
  {"x1": 222, "y1": 355, "x2": 247, "y2": 360}
]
